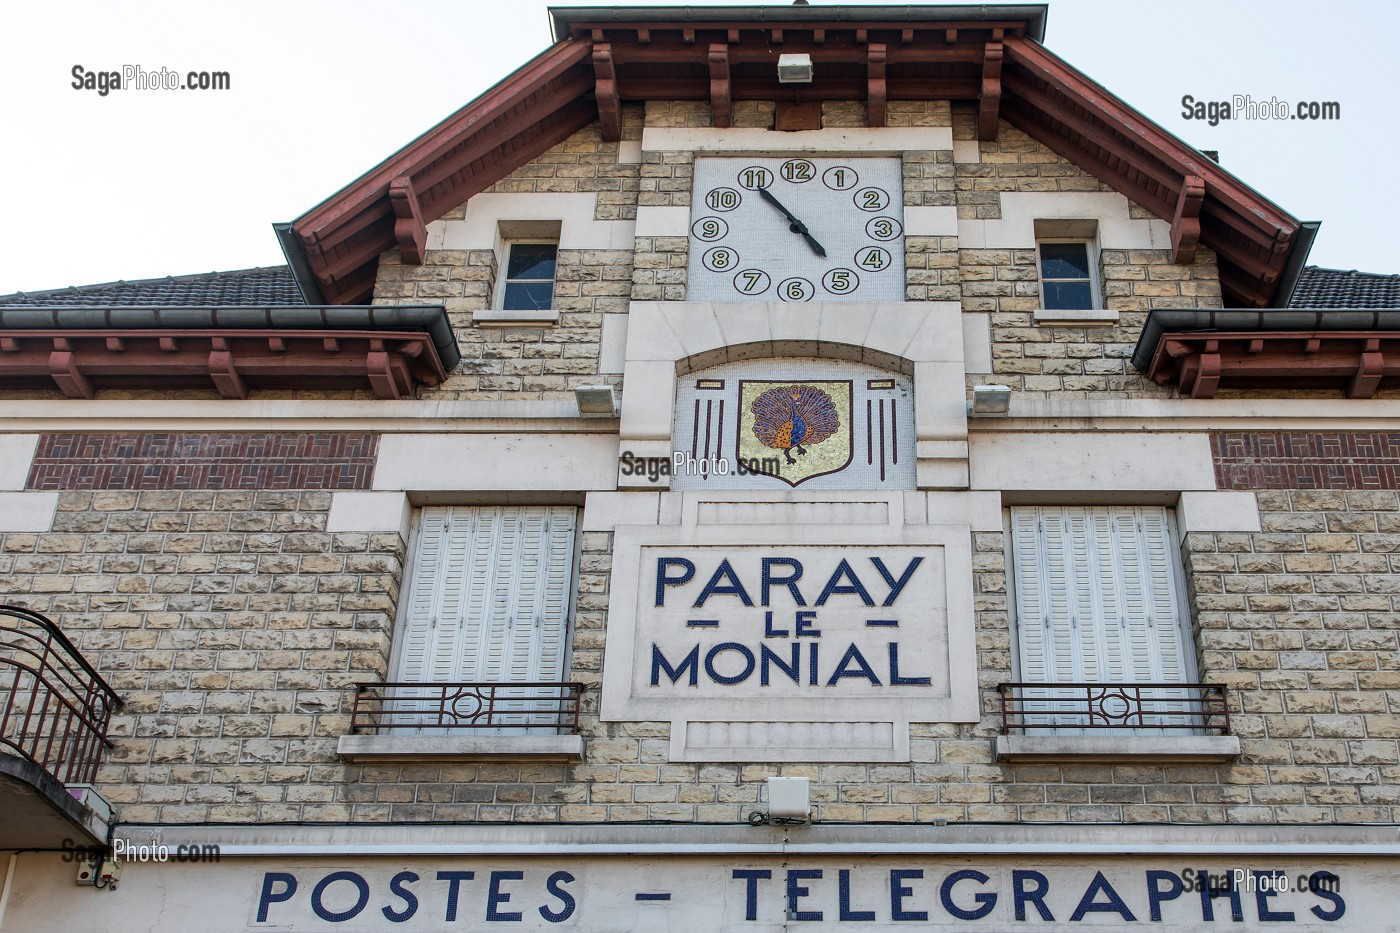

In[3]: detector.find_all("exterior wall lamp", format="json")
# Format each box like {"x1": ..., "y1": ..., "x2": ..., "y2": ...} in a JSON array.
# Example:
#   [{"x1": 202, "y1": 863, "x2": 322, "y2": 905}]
[
  {"x1": 574, "y1": 385, "x2": 618, "y2": 416},
  {"x1": 777, "y1": 53, "x2": 813, "y2": 84},
  {"x1": 970, "y1": 384, "x2": 1012, "y2": 415}
]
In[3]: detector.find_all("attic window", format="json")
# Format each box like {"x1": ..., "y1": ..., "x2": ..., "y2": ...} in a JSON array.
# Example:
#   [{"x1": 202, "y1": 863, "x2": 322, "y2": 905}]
[
  {"x1": 1031, "y1": 219, "x2": 1116, "y2": 325},
  {"x1": 475, "y1": 220, "x2": 564, "y2": 326},
  {"x1": 500, "y1": 243, "x2": 558, "y2": 312},
  {"x1": 1038, "y1": 241, "x2": 1095, "y2": 310}
]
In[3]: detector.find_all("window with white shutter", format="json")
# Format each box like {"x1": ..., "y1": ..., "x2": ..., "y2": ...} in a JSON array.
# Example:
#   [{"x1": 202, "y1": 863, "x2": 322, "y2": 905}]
[
  {"x1": 394, "y1": 505, "x2": 578, "y2": 735},
  {"x1": 1008, "y1": 505, "x2": 1196, "y2": 734}
]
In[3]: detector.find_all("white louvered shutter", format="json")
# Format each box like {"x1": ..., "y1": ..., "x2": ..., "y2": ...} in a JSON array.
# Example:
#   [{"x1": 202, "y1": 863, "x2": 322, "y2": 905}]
[
  {"x1": 396, "y1": 506, "x2": 578, "y2": 735},
  {"x1": 1011, "y1": 506, "x2": 1190, "y2": 734}
]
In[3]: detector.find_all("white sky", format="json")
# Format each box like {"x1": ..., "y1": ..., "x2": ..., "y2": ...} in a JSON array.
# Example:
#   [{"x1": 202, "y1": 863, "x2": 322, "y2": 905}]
[{"x1": 0, "y1": 0, "x2": 1394, "y2": 296}]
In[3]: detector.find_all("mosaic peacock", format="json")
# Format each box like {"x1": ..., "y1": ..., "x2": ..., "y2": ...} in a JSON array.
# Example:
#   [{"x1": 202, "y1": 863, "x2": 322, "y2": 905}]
[{"x1": 749, "y1": 384, "x2": 841, "y2": 464}]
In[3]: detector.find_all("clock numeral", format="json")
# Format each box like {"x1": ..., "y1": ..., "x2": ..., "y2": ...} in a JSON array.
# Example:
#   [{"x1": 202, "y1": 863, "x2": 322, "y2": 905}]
[
  {"x1": 738, "y1": 167, "x2": 773, "y2": 190},
  {"x1": 822, "y1": 268, "x2": 860, "y2": 295},
  {"x1": 692, "y1": 217, "x2": 729, "y2": 241},
  {"x1": 781, "y1": 159, "x2": 816, "y2": 183},
  {"x1": 822, "y1": 165, "x2": 858, "y2": 191},
  {"x1": 866, "y1": 216, "x2": 903, "y2": 241},
  {"x1": 854, "y1": 187, "x2": 890, "y2": 212},
  {"x1": 856, "y1": 247, "x2": 892, "y2": 271},
  {"x1": 702, "y1": 247, "x2": 739, "y2": 272},
  {"x1": 705, "y1": 187, "x2": 742, "y2": 212},
  {"x1": 777, "y1": 277, "x2": 814, "y2": 302},
  {"x1": 733, "y1": 269, "x2": 772, "y2": 296}
]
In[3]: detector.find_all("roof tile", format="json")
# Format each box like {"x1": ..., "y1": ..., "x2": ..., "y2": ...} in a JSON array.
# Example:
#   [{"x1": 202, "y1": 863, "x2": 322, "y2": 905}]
[
  {"x1": 0, "y1": 266, "x2": 305, "y2": 308},
  {"x1": 1289, "y1": 266, "x2": 1400, "y2": 309}
]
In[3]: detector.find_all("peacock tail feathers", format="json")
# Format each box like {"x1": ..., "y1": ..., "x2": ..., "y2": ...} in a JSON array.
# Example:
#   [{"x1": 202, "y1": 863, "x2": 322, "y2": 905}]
[{"x1": 750, "y1": 384, "x2": 841, "y2": 449}]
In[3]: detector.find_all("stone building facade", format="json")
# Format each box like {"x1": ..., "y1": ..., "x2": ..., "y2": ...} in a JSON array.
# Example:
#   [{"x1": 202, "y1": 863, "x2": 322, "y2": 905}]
[{"x1": 0, "y1": 5, "x2": 1396, "y2": 931}]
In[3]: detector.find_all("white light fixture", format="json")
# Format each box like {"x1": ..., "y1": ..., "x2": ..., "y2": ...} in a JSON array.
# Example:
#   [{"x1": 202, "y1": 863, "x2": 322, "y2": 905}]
[
  {"x1": 970, "y1": 384, "x2": 1012, "y2": 415},
  {"x1": 767, "y1": 776, "x2": 811, "y2": 822},
  {"x1": 777, "y1": 53, "x2": 813, "y2": 84},
  {"x1": 574, "y1": 385, "x2": 617, "y2": 416}
]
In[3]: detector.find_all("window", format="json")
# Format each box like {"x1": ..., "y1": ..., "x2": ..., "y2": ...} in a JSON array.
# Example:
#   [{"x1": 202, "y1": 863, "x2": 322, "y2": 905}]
[
  {"x1": 393, "y1": 505, "x2": 578, "y2": 735},
  {"x1": 498, "y1": 242, "x2": 558, "y2": 312},
  {"x1": 1036, "y1": 240, "x2": 1097, "y2": 311},
  {"x1": 1007, "y1": 506, "x2": 1197, "y2": 734}
]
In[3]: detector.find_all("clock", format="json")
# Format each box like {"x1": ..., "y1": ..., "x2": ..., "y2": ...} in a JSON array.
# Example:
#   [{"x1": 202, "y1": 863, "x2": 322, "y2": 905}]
[{"x1": 687, "y1": 156, "x2": 905, "y2": 302}]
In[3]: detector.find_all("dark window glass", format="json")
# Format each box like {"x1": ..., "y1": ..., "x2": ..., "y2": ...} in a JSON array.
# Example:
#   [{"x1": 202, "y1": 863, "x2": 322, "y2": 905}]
[
  {"x1": 1039, "y1": 242, "x2": 1090, "y2": 279},
  {"x1": 1042, "y1": 281, "x2": 1093, "y2": 310},
  {"x1": 501, "y1": 243, "x2": 557, "y2": 311},
  {"x1": 503, "y1": 282, "x2": 554, "y2": 312},
  {"x1": 506, "y1": 244, "x2": 557, "y2": 281},
  {"x1": 1038, "y1": 242, "x2": 1094, "y2": 310}
]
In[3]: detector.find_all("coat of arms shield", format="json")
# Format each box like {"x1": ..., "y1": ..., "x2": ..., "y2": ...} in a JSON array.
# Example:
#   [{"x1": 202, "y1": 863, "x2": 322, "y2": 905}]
[{"x1": 737, "y1": 380, "x2": 853, "y2": 486}]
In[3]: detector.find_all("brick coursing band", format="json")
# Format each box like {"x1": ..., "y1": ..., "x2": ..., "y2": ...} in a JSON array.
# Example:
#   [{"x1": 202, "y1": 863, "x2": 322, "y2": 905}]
[
  {"x1": 25, "y1": 433, "x2": 378, "y2": 490},
  {"x1": 1212, "y1": 432, "x2": 1400, "y2": 490}
]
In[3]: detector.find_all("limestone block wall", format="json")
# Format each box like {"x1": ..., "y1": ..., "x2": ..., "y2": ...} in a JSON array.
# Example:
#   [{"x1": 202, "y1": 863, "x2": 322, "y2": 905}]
[
  {"x1": 1, "y1": 430, "x2": 1394, "y2": 826},
  {"x1": 2, "y1": 491, "x2": 403, "y2": 823}
]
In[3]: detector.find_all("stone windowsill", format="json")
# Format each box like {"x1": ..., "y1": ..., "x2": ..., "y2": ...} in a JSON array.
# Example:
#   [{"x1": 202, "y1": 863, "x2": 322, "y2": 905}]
[
  {"x1": 473, "y1": 308, "x2": 560, "y2": 326},
  {"x1": 1032, "y1": 307, "x2": 1120, "y2": 325},
  {"x1": 337, "y1": 733, "x2": 583, "y2": 762},
  {"x1": 994, "y1": 734, "x2": 1240, "y2": 764}
]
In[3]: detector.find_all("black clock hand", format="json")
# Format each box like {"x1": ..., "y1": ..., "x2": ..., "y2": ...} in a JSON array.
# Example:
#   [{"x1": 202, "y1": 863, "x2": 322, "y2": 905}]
[{"x1": 757, "y1": 186, "x2": 827, "y2": 257}]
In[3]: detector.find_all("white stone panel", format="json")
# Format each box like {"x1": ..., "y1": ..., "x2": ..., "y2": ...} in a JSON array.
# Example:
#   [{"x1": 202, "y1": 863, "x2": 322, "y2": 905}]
[
  {"x1": 952, "y1": 139, "x2": 981, "y2": 163},
  {"x1": 956, "y1": 191, "x2": 1171, "y2": 250},
  {"x1": 427, "y1": 192, "x2": 636, "y2": 250},
  {"x1": 0, "y1": 492, "x2": 58, "y2": 531},
  {"x1": 581, "y1": 491, "x2": 661, "y2": 531},
  {"x1": 635, "y1": 205, "x2": 690, "y2": 237},
  {"x1": 970, "y1": 432, "x2": 1217, "y2": 491},
  {"x1": 598, "y1": 313, "x2": 629, "y2": 375},
  {"x1": 374, "y1": 434, "x2": 618, "y2": 491},
  {"x1": 0, "y1": 434, "x2": 38, "y2": 490},
  {"x1": 1032, "y1": 306, "x2": 1120, "y2": 325},
  {"x1": 325, "y1": 492, "x2": 410, "y2": 538},
  {"x1": 961, "y1": 313, "x2": 993, "y2": 374},
  {"x1": 694, "y1": 500, "x2": 891, "y2": 526},
  {"x1": 923, "y1": 491, "x2": 1003, "y2": 531},
  {"x1": 642, "y1": 126, "x2": 954, "y2": 153},
  {"x1": 672, "y1": 720, "x2": 904, "y2": 762},
  {"x1": 905, "y1": 205, "x2": 959, "y2": 236},
  {"x1": 1177, "y1": 490, "x2": 1262, "y2": 539}
]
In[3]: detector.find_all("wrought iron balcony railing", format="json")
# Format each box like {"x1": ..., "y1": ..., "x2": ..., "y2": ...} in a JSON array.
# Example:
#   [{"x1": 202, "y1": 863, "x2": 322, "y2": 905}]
[
  {"x1": 0, "y1": 605, "x2": 121, "y2": 785},
  {"x1": 349, "y1": 681, "x2": 585, "y2": 734},
  {"x1": 996, "y1": 682, "x2": 1230, "y2": 735}
]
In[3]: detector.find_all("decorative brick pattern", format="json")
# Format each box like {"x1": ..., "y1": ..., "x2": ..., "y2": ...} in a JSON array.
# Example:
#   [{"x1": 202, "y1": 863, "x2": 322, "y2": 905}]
[
  {"x1": 26, "y1": 433, "x2": 378, "y2": 491},
  {"x1": 1213, "y1": 433, "x2": 1400, "y2": 490}
]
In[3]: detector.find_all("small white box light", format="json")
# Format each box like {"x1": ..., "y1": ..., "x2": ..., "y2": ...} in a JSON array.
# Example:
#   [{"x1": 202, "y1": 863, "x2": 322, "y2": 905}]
[
  {"x1": 767, "y1": 776, "x2": 811, "y2": 821},
  {"x1": 970, "y1": 384, "x2": 1012, "y2": 415},
  {"x1": 777, "y1": 53, "x2": 813, "y2": 84},
  {"x1": 574, "y1": 385, "x2": 617, "y2": 416}
]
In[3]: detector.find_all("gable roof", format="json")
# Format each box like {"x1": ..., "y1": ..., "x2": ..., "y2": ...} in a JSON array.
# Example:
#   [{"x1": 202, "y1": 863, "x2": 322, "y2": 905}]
[
  {"x1": 0, "y1": 266, "x2": 305, "y2": 308},
  {"x1": 282, "y1": 4, "x2": 1308, "y2": 309}
]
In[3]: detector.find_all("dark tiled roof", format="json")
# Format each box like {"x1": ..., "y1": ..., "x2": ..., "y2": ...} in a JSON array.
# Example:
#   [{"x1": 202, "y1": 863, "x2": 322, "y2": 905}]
[
  {"x1": 1289, "y1": 266, "x2": 1400, "y2": 309},
  {"x1": 0, "y1": 266, "x2": 305, "y2": 307}
]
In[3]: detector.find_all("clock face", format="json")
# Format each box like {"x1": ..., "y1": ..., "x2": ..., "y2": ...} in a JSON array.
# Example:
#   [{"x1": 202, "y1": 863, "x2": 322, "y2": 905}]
[{"x1": 687, "y1": 157, "x2": 905, "y2": 302}]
